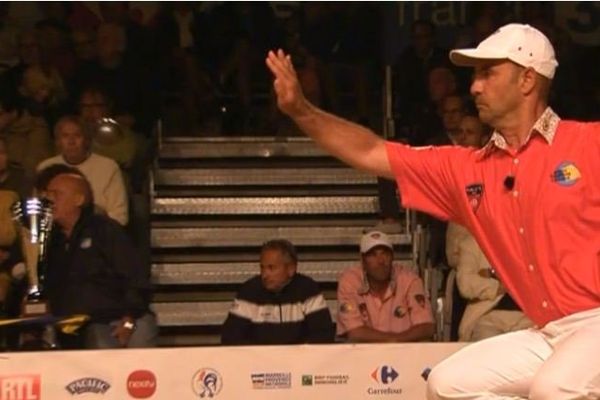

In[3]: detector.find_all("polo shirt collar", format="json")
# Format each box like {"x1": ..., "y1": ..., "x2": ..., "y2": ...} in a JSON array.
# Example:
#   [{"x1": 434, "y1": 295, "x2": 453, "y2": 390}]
[{"x1": 477, "y1": 107, "x2": 560, "y2": 159}]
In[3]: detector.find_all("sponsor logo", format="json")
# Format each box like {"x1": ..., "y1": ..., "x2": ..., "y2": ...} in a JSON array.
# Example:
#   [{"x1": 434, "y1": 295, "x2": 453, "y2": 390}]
[
  {"x1": 368, "y1": 366, "x2": 402, "y2": 396},
  {"x1": 465, "y1": 183, "x2": 484, "y2": 212},
  {"x1": 371, "y1": 366, "x2": 398, "y2": 384},
  {"x1": 192, "y1": 368, "x2": 222, "y2": 398},
  {"x1": 393, "y1": 306, "x2": 406, "y2": 318},
  {"x1": 0, "y1": 375, "x2": 40, "y2": 400},
  {"x1": 551, "y1": 161, "x2": 581, "y2": 186},
  {"x1": 301, "y1": 374, "x2": 349, "y2": 386},
  {"x1": 251, "y1": 373, "x2": 291, "y2": 389},
  {"x1": 65, "y1": 377, "x2": 110, "y2": 395},
  {"x1": 127, "y1": 370, "x2": 156, "y2": 398}
]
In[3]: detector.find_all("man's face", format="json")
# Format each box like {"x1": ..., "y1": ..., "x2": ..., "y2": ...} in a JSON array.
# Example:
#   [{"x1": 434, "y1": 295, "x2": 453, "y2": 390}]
[
  {"x1": 413, "y1": 24, "x2": 433, "y2": 55},
  {"x1": 55, "y1": 121, "x2": 88, "y2": 164},
  {"x1": 471, "y1": 61, "x2": 523, "y2": 127},
  {"x1": 79, "y1": 92, "x2": 108, "y2": 122},
  {"x1": 260, "y1": 248, "x2": 295, "y2": 292},
  {"x1": 428, "y1": 67, "x2": 455, "y2": 104},
  {"x1": 457, "y1": 116, "x2": 485, "y2": 148},
  {"x1": 45, "y1": 175, "x2": 83, "y2": 227},
  {"x1": 442, "y1": 96, "x2": 464, "y2": 134},
  {"x1": 361, "y1": 246, "x2": 393, "y2": 284}
]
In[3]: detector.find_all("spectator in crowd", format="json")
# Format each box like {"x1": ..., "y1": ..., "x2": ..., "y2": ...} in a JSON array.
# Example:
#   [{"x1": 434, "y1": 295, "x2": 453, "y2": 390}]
[
  {"x1": 71, "y1": 22, "x2": 156, "y2": 135},
  {"x1": 221, "y1": 239, "x2": 334, "y2": 345},
  {"x1": 451, "y1": 226, "x2": 533, "y2": 342},
  {"x1": 0, "y1": 87, "x2": 52, "y2": 181},
  {"x1": 395, "y1": 20, "x2": 447, "y2": 139},
  {"x1": 336, "y1": 231, "x2": 434, "y2": 342},
  {"x1": 0, "y1": 189, "x2": 28, "y2": 350},
  {"x1": 19, "y1": 64, "x2": 68, "y2": 130},
  {"x1": 37, "y1": 115, "x2": 128, "y2": 225},
  {"x1": 0, "y1": 136, "x2": 31, "y2": 197},
  {"x1": 78, "y1": 86, "x2": 141, "y2": 177},
  {"x1": 430, "y1": 95, "x2": 466, "y2": 145},
  {"x1": 454, "y1": 113, "x2": 490, "y2": 148},
  {"x1": 153, "y1": 3, "x2": 219, "y2": 132},
  {"x1": 0, "y1": 190, "x2": 19, "y2": 309},
  {"x1": 42, "y1": 168, "x2": 156, "y2": 349},
  {"x1": 0, "y1": 30, "x2": 41, "y2": 96}
]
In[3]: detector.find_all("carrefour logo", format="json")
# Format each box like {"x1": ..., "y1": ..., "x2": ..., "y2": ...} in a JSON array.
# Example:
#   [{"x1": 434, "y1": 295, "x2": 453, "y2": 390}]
[{"x1": 371, "y1": 366, "x2": 398, "y2": 384}]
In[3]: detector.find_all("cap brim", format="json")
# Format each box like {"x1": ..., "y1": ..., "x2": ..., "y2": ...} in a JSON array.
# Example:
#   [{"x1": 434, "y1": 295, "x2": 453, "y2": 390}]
[{"x1": 450, "y1": 49, "x2": 507, "y2": 67}]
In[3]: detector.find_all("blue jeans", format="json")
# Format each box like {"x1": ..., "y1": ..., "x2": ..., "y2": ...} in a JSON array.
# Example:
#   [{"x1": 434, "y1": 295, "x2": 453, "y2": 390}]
[{"x1": 83, "y1": 312, "x2": 158, "y2": 349}]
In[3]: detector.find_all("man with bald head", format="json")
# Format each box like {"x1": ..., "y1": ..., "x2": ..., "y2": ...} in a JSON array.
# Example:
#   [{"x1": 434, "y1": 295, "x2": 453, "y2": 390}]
[{"x1": 42, "y1": 167, "x2": 156, "y2": 349}]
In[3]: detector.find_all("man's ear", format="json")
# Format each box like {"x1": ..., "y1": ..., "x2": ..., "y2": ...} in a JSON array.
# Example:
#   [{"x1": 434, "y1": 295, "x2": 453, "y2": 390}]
[
  {"x1": 75, "y1": 192, "x2": 86, "y2": 207},
  {"x1": 520, "y1": 68, "x2": 537, "y2": 96}
]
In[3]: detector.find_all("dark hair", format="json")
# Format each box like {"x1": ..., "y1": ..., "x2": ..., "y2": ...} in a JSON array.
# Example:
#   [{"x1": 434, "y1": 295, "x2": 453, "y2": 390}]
[
  {"x1": 79, "y1": 85, "x2": 113, "y2": 111},
  {"x1": 261, "y1": 239, "x2": 298, "y2": 265}
]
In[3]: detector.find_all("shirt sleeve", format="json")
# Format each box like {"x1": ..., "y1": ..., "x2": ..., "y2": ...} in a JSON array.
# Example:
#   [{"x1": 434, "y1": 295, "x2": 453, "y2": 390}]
[
  {"x1": 385, "y1": 141, "x2": 471, "y2": 225},
  {"x1": 335, "y1": 269, "x2": 367, "y2": 336},
  {"x1": 221, "y1": 299, "x2": 253, "y2": 345},
  {"x1": 405, "y1": 275, "x2": 434, "y2": 326},
  {"x1": 303, "y1": 293, "x2": 334, "y2": 343},
  {"x1": 104, "y1": 163, "x2": 129, "y2": 226},
  {"x1": 103, "y1": 218, "x2": 150, "y2": 317}
]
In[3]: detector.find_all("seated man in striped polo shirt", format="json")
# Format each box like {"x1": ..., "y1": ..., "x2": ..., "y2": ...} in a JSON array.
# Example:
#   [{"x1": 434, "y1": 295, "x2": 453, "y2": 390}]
[{"x1": 221, "y1": 239, "x2": 334, "y2": 345}]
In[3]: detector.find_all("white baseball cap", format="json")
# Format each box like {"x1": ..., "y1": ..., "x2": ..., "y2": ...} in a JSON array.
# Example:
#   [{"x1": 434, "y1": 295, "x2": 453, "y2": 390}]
[
  {"x1": 449, "y1": 23, "x2": 558, "y2": 79},
  {"x1": 360, "y1": 231, "x2": 393, "y2": 254}
]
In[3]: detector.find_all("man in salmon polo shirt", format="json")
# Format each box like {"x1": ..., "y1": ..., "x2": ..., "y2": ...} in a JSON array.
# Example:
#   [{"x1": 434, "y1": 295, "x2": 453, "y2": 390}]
[
  {"x1": 336, "y1": 230, "x2": 434, "y2": 342},
  {"x1": 267, "y1": 23, "x2": 600, "y2": 400}
]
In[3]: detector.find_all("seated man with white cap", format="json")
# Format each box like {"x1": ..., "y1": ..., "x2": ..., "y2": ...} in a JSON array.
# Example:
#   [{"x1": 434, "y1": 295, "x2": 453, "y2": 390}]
[{"x1": 336, "y1": 230, "x2": 434, "y2": 342}]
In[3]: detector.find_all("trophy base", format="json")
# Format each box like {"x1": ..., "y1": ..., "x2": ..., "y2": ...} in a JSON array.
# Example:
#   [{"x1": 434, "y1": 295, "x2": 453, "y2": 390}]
[{"x1": 22, "y1": 293, "x2": 50, "y2": 317}]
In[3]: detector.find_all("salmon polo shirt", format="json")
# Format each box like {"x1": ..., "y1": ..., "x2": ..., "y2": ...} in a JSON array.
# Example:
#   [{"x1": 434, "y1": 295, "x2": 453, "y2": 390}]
[
  {"x1": 386, "y1": 108, "x2": 600, "y2": 327},
  {"x1": 336, "y1": 265, "x2": 433, "y2": 336}
]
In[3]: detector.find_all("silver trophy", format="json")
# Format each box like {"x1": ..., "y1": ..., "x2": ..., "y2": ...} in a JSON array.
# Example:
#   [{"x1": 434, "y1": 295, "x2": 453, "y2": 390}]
[{"x1": 11, "y1": 197, "x2": 53, "y2": 316}]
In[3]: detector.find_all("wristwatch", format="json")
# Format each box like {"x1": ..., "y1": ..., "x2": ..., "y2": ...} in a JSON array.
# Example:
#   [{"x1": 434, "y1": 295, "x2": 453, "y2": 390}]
[{"x1": 123, "y1": 320, "x2": 136, "y2": 331}]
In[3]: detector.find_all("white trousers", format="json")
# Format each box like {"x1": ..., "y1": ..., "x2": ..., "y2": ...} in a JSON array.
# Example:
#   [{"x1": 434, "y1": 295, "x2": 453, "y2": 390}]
[{"x1": 427, "y1": 307, "x2": 600, "y2": 400}]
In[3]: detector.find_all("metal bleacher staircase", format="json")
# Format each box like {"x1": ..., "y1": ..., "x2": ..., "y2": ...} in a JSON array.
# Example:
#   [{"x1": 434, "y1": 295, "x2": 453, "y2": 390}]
[{"x1": 149, "y1": 135, "x2": 421, "y2": 346}]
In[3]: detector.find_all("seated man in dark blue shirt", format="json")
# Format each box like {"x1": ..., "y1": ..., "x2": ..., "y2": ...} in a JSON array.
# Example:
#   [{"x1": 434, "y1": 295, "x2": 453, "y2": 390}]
[
  {"x1": 221, "y1": 239, "x2": 334, "y2": 345},
  {"x1": 43, "y1": 167, "x2": 157, "y2": 349}
]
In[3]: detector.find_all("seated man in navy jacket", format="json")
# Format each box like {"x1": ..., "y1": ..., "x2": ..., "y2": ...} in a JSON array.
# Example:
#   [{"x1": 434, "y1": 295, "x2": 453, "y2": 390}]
[{"x1": 43, "y1": 166, "x2": 157, "y2": 349}]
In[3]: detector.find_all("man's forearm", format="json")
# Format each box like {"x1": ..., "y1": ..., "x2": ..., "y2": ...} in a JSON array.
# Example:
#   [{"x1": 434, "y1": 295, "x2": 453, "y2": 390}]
[
  {"x1": 346, "y1": 323, "x2": 435, "y2": 343},
  {"x1": 290, "y1": 103, "x2": 393, "y2": 178}
]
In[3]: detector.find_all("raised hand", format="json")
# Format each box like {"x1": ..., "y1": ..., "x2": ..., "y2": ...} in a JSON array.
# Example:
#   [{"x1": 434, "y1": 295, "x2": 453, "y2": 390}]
[{"x1": 265, "y1": 49, "x2": 309, "y2": 118}]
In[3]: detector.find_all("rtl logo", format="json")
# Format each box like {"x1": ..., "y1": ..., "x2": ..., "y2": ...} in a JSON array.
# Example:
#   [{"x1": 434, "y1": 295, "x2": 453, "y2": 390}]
[
  {"x1": 0, "y1": 375, "x2": 40, "y2": 400},
  {"x1": 127, "y1": 370, "x2": 156, "y2": 398}
]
